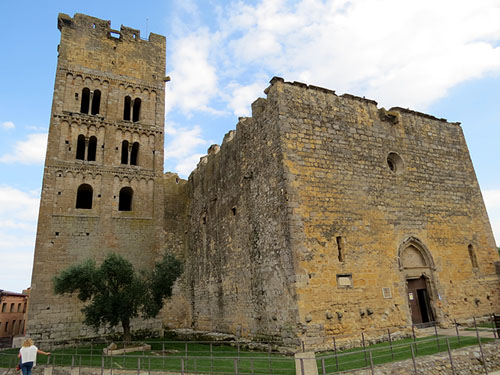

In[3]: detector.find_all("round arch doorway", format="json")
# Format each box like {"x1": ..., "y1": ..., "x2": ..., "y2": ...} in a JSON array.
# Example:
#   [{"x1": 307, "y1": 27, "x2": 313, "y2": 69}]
[{"x1": 398, "y1": 237, "x2": 438, "y2": 326}]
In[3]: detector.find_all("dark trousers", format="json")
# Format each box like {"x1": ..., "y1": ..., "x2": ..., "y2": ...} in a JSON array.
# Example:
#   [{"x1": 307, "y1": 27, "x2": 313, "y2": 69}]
[{"x1": 20, "y1": 361, "x2": 34, "y2": 375}]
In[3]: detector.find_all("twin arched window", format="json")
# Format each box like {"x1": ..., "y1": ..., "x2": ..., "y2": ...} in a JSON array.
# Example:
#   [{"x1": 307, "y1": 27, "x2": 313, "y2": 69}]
[
  {"x1": 121, "y1": 141, "x2": 139, "y2": 165},
  {"x1": 80, "y1": 88, "x2": 101, "y2": 115},
  {"x1": 123, "y1": 96, "x2": 141, "y2": 122},
  {"x1": 75, "y1": 135, "x2": 97, "y2": 161},
  {"x1": 75, "y1": 184, "x2": 133, "y2": 212}
]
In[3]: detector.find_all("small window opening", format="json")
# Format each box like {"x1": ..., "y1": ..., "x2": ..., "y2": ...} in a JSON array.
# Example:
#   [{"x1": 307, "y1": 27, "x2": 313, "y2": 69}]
[
  {"x1": 202, "y1": 216, "x2": 207, "y2": 224},
  {"x1": 87, "y1": 136, "x2": 97, "y2": 161},
  {"x1": 121, "y1": 140, "x2": 129, "y2": 164},
  {"x1": 468, "y1": 244, "x2": 479, "y2": 269},
  {"x1": 80, "y1": 88, "x2": 90, "y2": 114},
  {"x1": 130, "y1": 142, "x2": 139, "y2": 166},
  {"x1": 55, "y1": 232, "x2": 59, "y2": 236},
  {"x1": 336, "y1": 236, "x2": 344, "y2": 262},
  {"x1": 91, "y1": 89, "x2": 101, "y2": 115},
  {"x1": 17, "y1": 303, "x2": 21, "y2": 312},
  {"x1": 10, "y1": 303, "x2": 14, "y2": 312},
  {"x1": 232, "y1": 207, "x2": 237, "y2": 216},
  {"x1": 75, "y1": 93, "x2": 78, "y2": 100},
  {"x1": 76, "y1": 135, "x2": 85, "y2": 160},
  {"x1": 119, "y1": 187, "x2": 133, "y2": 211},
  {"x1": 133, "y1": 98, "x2": 141, "y2": 122},
  {"x1": 76, "y1": 184, "x2": 93, "y2": 209},
  {"x1": 1, "y1": 303, "x2": 5, "y2": 312},
  {"x1": 92, "y1": 23, "x2": 96, "y2": 29},
  {"x1": 123, "y1": 96, "x2": 131, "y2": 121},
  {"x1": 386, "y1": 152, "x2": 404, "y2": 174}
]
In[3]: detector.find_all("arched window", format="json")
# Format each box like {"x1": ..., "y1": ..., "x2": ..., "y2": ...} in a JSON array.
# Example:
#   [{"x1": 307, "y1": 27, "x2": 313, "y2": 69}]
[
  {"x1": 121, "y1": 140, "x2": 129, "y2": 164},
  {"x1": 76, "y1": 184, "x2": 93, "y2": 209},
  {"x1": 130, "y1": 142, "x2": 139, "y2": 166},
  {"x1": 76, "y1": 135, "x2": 85, "y2": 160},
  {"x1": 80, "y1": 88, "x2": 90, "y2": 114},
  {"x1": 123, "y1": 96, "x2": 131, "y2": 121},
  {"x1": 468, "y1": 244, "x2": 479, "y2": 269},
  {"x1": 87, "y1": 136, "x2": 97, "y2": 161},
  {"x1": 133, "y1": 98, "x2": 141, "y2": 122},
  {"x1": 91, "y1": 90, "x2": 101, "y2": 115},
  {"x1": 119, "y1": 187, "x2": 133, "y2": 211}
]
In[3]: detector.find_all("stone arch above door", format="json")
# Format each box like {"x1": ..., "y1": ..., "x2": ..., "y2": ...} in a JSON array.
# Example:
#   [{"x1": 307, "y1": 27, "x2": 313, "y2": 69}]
[{"x1": 398, "y1": 236, "x2": 436, "y2": 275}]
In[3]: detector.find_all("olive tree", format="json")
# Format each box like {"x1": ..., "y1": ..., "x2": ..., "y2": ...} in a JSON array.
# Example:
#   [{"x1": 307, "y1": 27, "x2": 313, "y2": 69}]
[{"x1": 53, "y1": 252, "x2": 182, "y2": 341}]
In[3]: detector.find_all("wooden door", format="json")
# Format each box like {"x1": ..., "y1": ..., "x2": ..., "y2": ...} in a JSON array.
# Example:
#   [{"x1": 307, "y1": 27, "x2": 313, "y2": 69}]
[{"x1": 407, "y1": 277, "x2": 432, "y2": 325}]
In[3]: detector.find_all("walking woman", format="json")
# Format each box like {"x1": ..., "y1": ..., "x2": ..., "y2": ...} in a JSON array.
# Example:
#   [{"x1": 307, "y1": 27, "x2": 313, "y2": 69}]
[{"x1": 18, "y1": 338, "x2": 50, "y2": 375}]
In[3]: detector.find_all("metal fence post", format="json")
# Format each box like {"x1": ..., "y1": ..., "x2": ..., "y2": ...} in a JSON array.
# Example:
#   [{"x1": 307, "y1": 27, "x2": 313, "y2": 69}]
[
  {"x1": 148, "y1": 357, "x2": 151, "y2": 375},
  {"x1": 412, "y1": 324, "x2": 418, "y2": 354},
  {"x1": 71, "y1": 355, "x2": 75, "y2": 369},
  {"x1": 388, "y1": 328, "x2": 394, "y2": 361},
  {"x1": 491, "y1": 314, "x2": 498, "y2": 339},
  {"x1": 434, "y1": 322, "x2": 440, "y2": 350},
  {"x1": 454, "y1": 319, "x2": 461, "y2": 345},
  {"x1": 321, "y1": 358, "x2": 326, "y2": 375},
  {"x1": 211, "y1": 342, "x2": 214, "y2": 373},
  {"x1": 474, "y1": 317, "x2": 489, "y2": 375},
  {"x1": 181, "y1": 358, "x2": 185, "y2": 375},
  {"x1": 445, "y1": 338, "x2": 456, "y2": 375},
  {"x1": 369, "y1": 349, "x2": 374, "y2": 375},
  {"x1": 410, "y1": 343, "x2": 417, "y2": 374},
  {"x1": 234, "y1": 358, "x2": 239, "y2": 375},
  {"x1": 300, "y1": 358, "x2": 305, "y2": 375},
  {"x1": 362, "y1": 332, "x2": 368, "y2": 365},
  {"x1": 333, "y1": 336, "x2": 339, "y2": 371},
  {"x1": 137, "y1": 357, "x2": 140, "y2": 375},
  {"x1": 101, "y1": 356, "x2": 104, "y2": 375}
]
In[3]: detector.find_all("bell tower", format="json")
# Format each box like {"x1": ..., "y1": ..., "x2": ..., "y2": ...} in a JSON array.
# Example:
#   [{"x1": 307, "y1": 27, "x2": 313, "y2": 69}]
[{"x1": 28, "y1": 13, "x2": 166, "y2": 340}]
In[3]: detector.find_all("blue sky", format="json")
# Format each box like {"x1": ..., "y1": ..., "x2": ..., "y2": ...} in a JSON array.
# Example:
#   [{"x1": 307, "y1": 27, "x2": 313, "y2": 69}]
[{"x1": 1, "y1": 0, "x2": 500, "y2": 293}]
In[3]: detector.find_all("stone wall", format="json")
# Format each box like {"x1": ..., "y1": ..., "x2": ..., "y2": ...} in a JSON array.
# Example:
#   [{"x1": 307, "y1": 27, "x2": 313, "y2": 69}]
[
  {"x1": 185, "y1": 93, "x2": 299, "y2": 344},
  {"x1": 183, "y1": 77, "x2": 499, "y2": 348},
  {"x1": 28, "y1": 13, "x2": 166, "y2": 341},
  {"x1": 272, "y1": 78, "x2": 499, "y2": 347}
]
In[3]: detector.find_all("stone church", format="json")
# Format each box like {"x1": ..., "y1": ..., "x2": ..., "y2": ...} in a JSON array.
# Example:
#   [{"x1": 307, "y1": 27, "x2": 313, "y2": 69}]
[{"x1": 27, "y1": 13, "x2": 500, "y2": 349}]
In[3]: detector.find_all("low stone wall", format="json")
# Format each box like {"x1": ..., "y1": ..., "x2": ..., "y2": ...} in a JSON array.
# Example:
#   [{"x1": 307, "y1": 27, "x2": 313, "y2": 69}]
[{"x1": 348, "y1": 341, "x2": 500, "y2": 375}]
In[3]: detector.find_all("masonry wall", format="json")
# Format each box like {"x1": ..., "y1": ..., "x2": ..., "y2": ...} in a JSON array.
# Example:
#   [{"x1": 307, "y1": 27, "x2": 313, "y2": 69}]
[
  {"x1": 272, "y1": 78, "x2": 500, "y2": 348},
  {"x1": 186, "y1": 94, "x2": 300, "y2": 343},
  {"x1": 28, "y1": 13, "x2": 166, "y2": 340}
]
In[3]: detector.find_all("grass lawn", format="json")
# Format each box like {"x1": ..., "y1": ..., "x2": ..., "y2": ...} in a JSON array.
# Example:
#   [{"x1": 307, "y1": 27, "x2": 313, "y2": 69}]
[
  {"x1": 0, "y1": 335, "x2": 493, "y2": 374},
  {"x1": 316, "y1": 335, "x2": 492, "y2": 373}
]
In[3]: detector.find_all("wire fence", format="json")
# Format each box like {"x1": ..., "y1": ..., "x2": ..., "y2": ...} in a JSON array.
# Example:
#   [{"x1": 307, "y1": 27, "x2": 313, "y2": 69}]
[{"x1": 1, "y1": 314, "x2": 498, "y2": 375}]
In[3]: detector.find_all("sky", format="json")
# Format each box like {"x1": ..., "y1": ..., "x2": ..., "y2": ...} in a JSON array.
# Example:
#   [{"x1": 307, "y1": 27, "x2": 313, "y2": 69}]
[{"x1": 1, "y1": 0, "x2": 500, "y2": 293}]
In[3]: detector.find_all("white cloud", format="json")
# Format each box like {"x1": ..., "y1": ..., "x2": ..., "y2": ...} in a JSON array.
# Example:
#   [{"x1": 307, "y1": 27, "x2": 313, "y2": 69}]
[
  {"x1": 164, "y1": 122, "x2": 210, "y2": 177},
  {"x1": 2, "y1": 121, "x2": 15, "y2": 130},
  {"x1": 166, "y1": 30, "x2": 219, "y2": 115},
  {"x1": 0, "y1": 186, "x2": 39, "y2": 292},
  {"x1": 217, "y1": 0, "x2": 500, "y2": 110},
  {"x1": 0, "y1": 133, "x2": 47, "y2": 164},
  {"x1": 175, "y1": 153, "x2": 206, "y2": 177},
  {"x1": 227, "y1": 81, "x2": 267, "y2": 116}
]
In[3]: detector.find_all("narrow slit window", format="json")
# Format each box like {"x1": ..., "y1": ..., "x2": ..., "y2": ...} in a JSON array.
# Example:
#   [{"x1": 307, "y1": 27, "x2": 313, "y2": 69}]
[
  {"x1": 336, "y1": 236, "x2": 344, "y2": 262},
  {"x1": 133, "y1": 98, "x2": 141, "y2": 122},
  {"x1": 76, "y1": 135, "x2": 85, "y2": 160},
  {"x1": 87, "y1": 136, "x2": 97, "y2": 161},
  {"x1": 76, "y1": 184, "x2": 93, "y2": 209},
  {"x1": 80, "y1": 88, "x2": 90, "y2": 114},
  {"x1": 91, "y1": 89, "x2": 101, "y2": 115},
  {"x1": 119, "y1": 187, "x2": 133, "y2": 211},
  {"x1": 468, "y1": 244, "x2": 479, "y2": 269},
  {"x1": 123, "y1": 96, "x2": 131, "y2": 121},
  {"x1": 130, "y1": 142, "x2": 139, "y2": 166},
  {"x1": 121, "y1": 140, "x2": 129, "y2": 164}
]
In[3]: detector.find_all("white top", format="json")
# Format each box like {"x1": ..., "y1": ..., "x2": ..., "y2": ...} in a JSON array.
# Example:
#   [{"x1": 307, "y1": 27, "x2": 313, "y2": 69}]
[{"x1": 19, "y1": 345, "x2": 38, "y2": 366}]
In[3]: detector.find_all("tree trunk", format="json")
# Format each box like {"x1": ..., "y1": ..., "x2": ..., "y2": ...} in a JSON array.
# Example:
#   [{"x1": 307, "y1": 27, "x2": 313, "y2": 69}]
[{"x1": 122, "y1": 318, "x2": 131, "y2": 343}]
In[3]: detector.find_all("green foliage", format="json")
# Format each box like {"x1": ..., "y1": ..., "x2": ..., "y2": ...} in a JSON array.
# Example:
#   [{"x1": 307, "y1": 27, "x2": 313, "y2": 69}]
[{"x1": 53, "y1": 252, "x2": 182, "y2": 340}]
